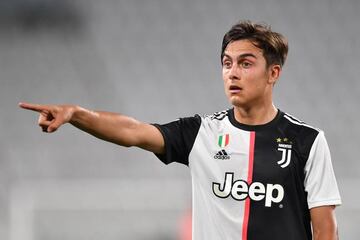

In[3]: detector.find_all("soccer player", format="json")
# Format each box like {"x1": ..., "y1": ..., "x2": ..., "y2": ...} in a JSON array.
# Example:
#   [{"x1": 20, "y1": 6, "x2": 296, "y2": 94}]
[{"x1": 20, "y1": 20, "x2": 341, "y2": 240}]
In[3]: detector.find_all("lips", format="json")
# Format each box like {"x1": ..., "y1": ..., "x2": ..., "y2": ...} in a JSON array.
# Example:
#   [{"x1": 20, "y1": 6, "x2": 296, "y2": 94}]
[{"x1": 229, "y1": 85, "x2": 242, "y2": 93}]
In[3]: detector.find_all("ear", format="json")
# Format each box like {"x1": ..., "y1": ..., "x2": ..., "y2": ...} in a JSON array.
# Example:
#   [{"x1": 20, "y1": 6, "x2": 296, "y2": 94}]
[{"x1": 268, "y1": 64, "x2": 281, "y2": 85}]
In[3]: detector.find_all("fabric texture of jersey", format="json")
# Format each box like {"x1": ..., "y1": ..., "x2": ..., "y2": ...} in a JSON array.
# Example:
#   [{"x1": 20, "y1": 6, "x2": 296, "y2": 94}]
[{"x1": 153, "y1": 108, "x2": 341, "y2": 240}]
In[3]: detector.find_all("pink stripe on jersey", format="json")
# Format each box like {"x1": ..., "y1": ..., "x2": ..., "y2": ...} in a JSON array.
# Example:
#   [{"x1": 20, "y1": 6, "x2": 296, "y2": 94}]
[
  {"x1": 225, "y1": 134, "x2": 230, "y2": 146},
  {"x1": 242, "y1": 131, "x2": 255, "y2": 240}
]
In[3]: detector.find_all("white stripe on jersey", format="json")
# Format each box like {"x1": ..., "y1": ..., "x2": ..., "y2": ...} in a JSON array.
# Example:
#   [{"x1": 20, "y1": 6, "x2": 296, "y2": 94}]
[
  {"x1": 189, "y1": 118, "x2": 253, "y2": 240},
  {"x1": 284, "y1": 114, "x2": 319, "y2": 131}
]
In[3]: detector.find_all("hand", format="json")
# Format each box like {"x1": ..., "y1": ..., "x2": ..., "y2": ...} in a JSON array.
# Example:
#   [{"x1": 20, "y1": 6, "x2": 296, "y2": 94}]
[{"x1": 19, "y1": 102, "x2": 75, "y2": 133}]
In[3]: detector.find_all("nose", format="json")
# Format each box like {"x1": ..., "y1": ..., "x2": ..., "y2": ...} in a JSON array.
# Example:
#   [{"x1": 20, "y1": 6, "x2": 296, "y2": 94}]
[{"x1": 228, "y1": 64, "x2": 240, "y2": 81}]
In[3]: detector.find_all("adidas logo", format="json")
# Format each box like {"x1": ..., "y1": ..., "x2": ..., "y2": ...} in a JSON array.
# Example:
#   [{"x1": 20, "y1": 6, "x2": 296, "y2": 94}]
[{"x1": 214, "y1": 150, "x2": 230, "y2": 160}]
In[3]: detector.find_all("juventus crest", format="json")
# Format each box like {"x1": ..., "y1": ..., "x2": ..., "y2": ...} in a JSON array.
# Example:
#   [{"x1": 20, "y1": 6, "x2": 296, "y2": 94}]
[{"x1": 276, "y1": 138, "x2": 292, "y2": 168}]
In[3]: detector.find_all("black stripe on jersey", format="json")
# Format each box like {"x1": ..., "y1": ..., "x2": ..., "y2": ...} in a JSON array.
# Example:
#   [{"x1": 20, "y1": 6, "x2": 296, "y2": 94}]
[{"x1": 247, "y1": 115, "x2": 321, "y2": 240}]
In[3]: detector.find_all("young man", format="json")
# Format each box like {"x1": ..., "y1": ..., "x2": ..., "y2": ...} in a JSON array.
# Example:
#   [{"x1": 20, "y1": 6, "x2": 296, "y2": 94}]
[{"x1": 20, "y1": 20, "x2": 341, "y2": 240}]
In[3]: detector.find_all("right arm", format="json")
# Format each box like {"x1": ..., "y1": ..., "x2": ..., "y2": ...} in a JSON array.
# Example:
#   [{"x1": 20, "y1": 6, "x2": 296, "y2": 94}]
[{"x1": 19, "y1": 102, "x2": 165, "y2": 154}]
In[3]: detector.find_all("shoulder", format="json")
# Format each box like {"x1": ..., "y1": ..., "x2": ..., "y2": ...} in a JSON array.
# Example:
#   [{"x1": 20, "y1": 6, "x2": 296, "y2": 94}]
[
  {"x1": 198, "y1": 109, "x2": 231, "y2": 128},
  {"x1": 280, "y1": 111, "x2": 324, "y2": 156},
  {"x1": 203, "y1": 109, "x2": 229, "y2": 121},
  {"x1": 154, "y1": 109, "x2": 230, "y2": 133},
  {"x1": 281, "y1": 112, "x2": 321, "y2": 134}
]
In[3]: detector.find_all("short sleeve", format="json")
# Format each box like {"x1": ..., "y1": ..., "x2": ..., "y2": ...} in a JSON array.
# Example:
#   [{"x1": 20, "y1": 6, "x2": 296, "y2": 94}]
[
  {"x1": 152, "y1": 115, "x2": 202, "y2": 165},
  {"x1": 304, "y1": 131, "x2": 342, "y2": 209}
]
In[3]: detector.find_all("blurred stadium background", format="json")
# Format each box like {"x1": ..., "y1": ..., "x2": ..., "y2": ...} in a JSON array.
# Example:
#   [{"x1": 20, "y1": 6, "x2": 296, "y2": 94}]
[{"x1": 1, "y1": 0, "x2": 359, "y2": 239}]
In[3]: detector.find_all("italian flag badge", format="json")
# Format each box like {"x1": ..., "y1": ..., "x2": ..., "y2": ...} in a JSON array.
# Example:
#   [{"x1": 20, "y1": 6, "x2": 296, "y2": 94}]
[{"x1": 218, "y1": 134, "x2": 230, "y2": 148}]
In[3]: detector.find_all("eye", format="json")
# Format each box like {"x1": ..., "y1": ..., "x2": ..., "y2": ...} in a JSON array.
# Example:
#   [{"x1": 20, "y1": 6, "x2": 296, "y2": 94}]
[
  {"x1": 241, "y1": 61, "x2": 252, "y2": 68},
  {"x1": 223, "y1": 60, "x2": 232, "y2": 69}
]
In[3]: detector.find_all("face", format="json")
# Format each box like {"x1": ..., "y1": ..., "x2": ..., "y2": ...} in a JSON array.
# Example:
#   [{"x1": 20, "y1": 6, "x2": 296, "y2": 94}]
[{"x1": 222, "y1": 39, "x2": 280, "y2": 108}]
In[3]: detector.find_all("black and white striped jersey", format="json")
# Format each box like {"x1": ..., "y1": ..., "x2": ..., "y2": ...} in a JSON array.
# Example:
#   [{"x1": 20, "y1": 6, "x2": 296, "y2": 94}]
[{"x1": 153, "y1": 108, "x2": 341, "y2": 240}]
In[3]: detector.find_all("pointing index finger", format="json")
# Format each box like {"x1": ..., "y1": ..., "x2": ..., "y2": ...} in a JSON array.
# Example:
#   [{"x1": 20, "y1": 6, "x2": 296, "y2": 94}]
[{"x1": 19, "y1": 102, "x2": 48, "y2": 112}]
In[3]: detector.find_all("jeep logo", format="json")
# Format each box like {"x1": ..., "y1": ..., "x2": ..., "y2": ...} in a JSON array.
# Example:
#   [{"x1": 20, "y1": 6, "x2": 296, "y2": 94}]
[{"x1": 212, "y1": 172, "x2": 284, "y2": 207}]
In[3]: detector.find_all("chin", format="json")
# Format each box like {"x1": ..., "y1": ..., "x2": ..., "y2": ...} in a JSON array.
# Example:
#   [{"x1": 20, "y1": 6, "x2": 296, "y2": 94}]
[{"x1": 228, "y1": 96, "x2": 247, "y2": 107}]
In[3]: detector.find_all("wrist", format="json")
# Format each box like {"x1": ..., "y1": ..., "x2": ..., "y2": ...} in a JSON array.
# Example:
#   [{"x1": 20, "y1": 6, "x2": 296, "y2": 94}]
[
  {"x1": 69, "y1": 105, "x2": 83, "y2": 124},
  {"x1": 69, "y1": 105, "x2": 98, "y2": 127}
]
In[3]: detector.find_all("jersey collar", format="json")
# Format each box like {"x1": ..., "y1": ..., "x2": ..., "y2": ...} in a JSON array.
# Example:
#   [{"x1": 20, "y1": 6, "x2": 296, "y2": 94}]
[{"x1": 227, "y1": 108, "x2": 283, "y2": 131}]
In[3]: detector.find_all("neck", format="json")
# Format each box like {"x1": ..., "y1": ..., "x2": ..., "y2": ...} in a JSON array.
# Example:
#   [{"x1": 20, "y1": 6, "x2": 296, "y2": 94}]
[{"x1": 233, "y1": 102, "x2": 278, "y2": 126}]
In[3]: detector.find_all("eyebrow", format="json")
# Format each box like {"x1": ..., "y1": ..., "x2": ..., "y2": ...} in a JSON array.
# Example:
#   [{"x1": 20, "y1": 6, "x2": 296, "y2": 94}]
[{"x1": 223, "y1": 53, "x2": 257, "y2": 60}]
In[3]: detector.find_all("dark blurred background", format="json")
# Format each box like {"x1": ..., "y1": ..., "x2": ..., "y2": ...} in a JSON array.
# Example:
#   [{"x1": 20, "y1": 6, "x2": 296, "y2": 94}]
[{"x1": 1, "y1": 0, "x2": 359, "y2": 239}]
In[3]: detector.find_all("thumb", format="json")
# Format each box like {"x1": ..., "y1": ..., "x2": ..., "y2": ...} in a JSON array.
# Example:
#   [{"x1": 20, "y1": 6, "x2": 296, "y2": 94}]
[{"x1": 47, "y1": 117, "x2": 64, "y2": 133}]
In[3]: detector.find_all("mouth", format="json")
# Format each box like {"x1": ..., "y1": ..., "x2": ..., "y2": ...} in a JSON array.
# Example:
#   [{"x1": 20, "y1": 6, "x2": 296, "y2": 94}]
[{"x1": 229, "y1": 85, "x2": 242, "y2": 94}]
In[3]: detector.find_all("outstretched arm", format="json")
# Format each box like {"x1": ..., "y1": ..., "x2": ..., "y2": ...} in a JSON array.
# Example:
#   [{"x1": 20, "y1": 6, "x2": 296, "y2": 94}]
[{"x1": 19, "y1": 102, "x2": 165, "y2": 154}]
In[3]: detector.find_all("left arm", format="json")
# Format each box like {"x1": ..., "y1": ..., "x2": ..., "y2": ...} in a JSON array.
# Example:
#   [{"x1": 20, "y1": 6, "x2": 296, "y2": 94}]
[{"x1": 310, "y1": 205, "x2": 338, "y2": 240}]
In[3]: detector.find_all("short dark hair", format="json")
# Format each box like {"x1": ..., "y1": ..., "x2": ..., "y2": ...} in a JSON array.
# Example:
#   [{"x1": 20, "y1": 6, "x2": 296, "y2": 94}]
[{"x1": 221, "y1": 20, "x2": 288, "y2": 68}]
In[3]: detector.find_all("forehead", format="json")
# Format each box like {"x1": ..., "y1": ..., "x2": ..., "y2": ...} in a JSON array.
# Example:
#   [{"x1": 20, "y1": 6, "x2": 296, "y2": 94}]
[{"x1": 224, "y1": 39, "x2": 263, "y2": 58}]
